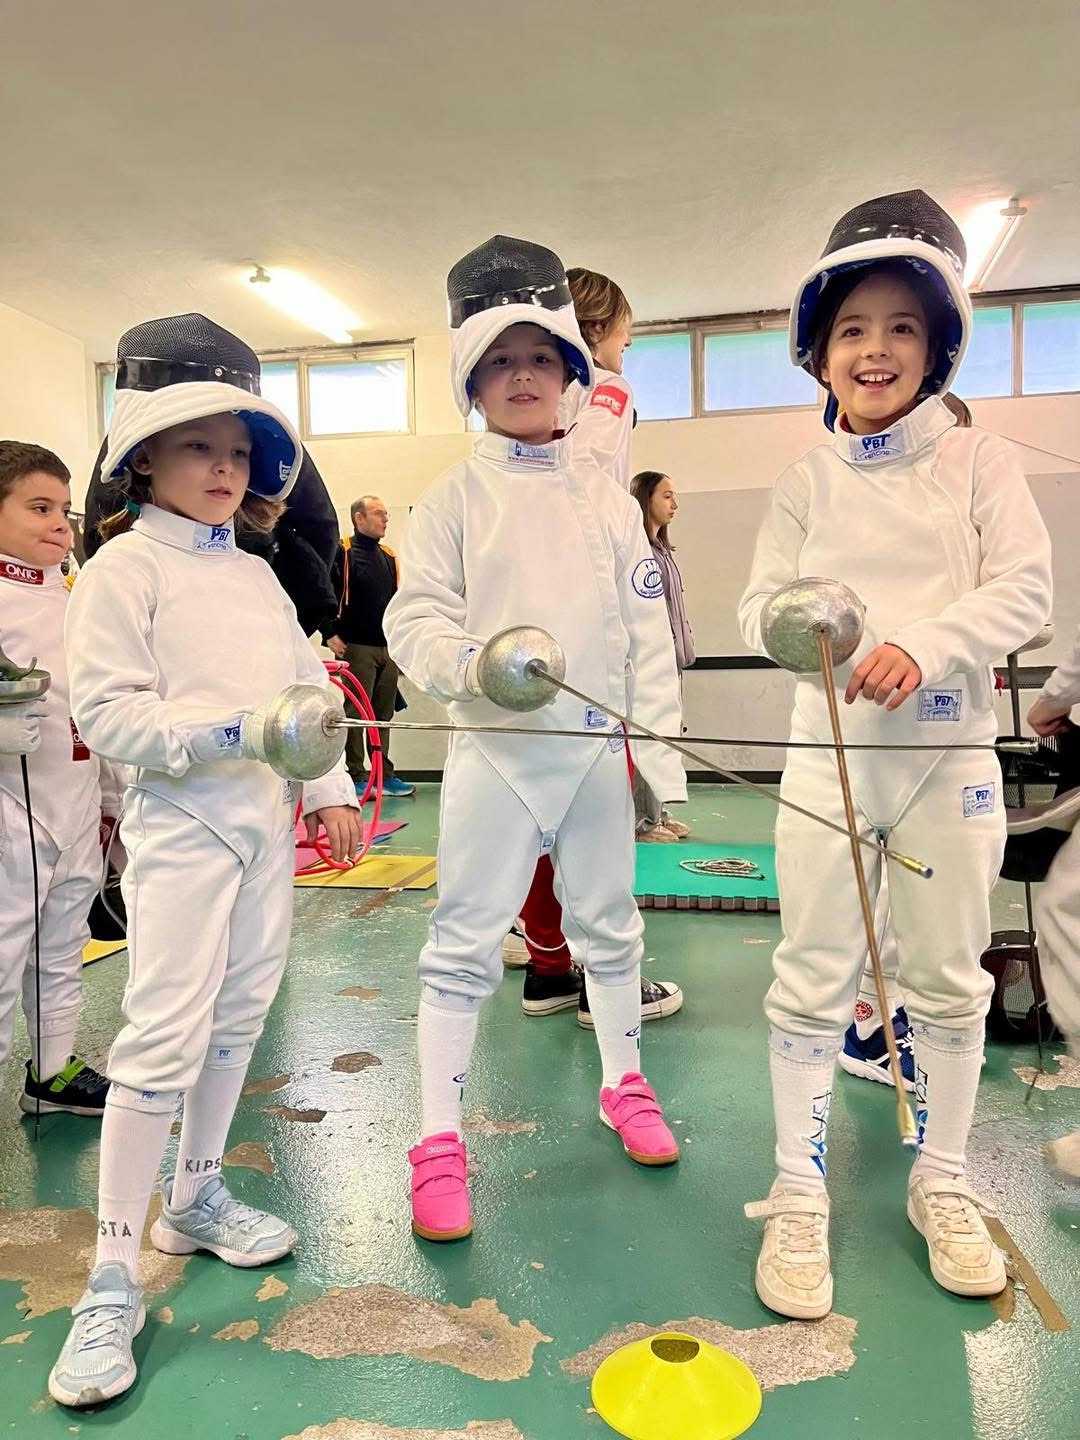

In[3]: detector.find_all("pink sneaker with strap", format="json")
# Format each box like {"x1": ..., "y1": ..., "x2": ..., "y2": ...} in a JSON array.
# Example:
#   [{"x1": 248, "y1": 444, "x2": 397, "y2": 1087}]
[
  {"x1": 408, "y1": 1132, "x2": 472, "y2": 1242},
  {"x1": 599, "y1": 1072, "x2": 680, "y2": 1166}
]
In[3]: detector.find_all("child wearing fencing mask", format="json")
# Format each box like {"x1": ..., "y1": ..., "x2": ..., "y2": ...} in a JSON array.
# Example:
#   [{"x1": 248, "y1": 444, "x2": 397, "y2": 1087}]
[
  {"x1": 739, "y1": 191, "x2": 1051, "y2": 1320},
  {"x1": 384, "y1": 236, "x2": 686, "y2": 1244},
  {"x1": 49, "y1": 316, "x2": 362, "y2": 1408}
]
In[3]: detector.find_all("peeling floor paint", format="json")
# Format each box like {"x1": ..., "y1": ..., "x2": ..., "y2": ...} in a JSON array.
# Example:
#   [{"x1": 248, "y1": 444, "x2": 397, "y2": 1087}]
[
  {"x1": 279, "y1": 1422, "x2": 526, "y2": 1440},
  {"x1": 223, "y1": 1141, "x2": 275, "y2": 1175},
  {"x1": 266, "y1": 1285, "x2": 551, "y2": 1380},
  {"x1": 331, "y1": 1052, "x2": 382, "y2": 1073},
  {"x1": 1013, "y1": 1054, "x2": 1080, "y2": 1091},
  {"x1": 562, "y1": 1313, "x2": 859, "y2": 1391},
  {"x1": 0, "y1": 1199, "x2": 188, "y2": 1319},
  {"x1": 462, "y1": 1109, "x2": 537, "y2": 1137}
]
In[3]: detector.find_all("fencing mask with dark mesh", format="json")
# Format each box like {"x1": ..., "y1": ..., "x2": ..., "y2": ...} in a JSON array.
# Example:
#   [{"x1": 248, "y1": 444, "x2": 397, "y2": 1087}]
[
  {"x1": 447, "y1": 236, "x2": 594, "y2": 416},
  {"x1": 101, "y1": 314, "x2": 301, "y2": 499},
  {"x1": 789, "y1": 190, "x2": 971, "y2": 430}
]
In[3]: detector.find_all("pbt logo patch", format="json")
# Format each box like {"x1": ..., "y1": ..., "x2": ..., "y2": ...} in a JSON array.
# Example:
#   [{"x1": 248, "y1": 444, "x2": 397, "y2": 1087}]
[
  {"x1": 962, "y1": 782, "x2": 996, "y2": 818},
  {"x1": 917, "y1": 688, "x2": 962, "y2": 722},
  {"x1": 862, "y1": 432, "x2": 892, "y2": 452},
  {"x1": 632, "y1": 557, "x2": 664, "y2": 599},
  {"x1": 194, "y1": 524, "x2": 232, "y2": 553},
  {"x1": 506, "y1": 439, "x2": 556, "y2": 468},
  {"x1": 584, "y1": 706, "x2": 609, "y2": 729}
]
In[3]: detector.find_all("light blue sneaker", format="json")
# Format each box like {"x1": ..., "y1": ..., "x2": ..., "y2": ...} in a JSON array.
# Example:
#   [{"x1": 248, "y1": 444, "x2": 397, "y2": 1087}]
[
  {"x1": 150, "y1": 1175, "x2": 297, "y2": 1267},
  {"x1": 382, "y1": 774, "x2": 415, "y2": 797},
  {"x1": 49, "y1": 1262, "x2": 145, "y2": 1408}
]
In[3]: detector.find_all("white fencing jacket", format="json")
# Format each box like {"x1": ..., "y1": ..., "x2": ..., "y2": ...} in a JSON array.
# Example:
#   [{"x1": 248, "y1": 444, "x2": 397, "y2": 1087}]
[{"x1": 385, "y1": 431, "x2": 685, "y2": 833}]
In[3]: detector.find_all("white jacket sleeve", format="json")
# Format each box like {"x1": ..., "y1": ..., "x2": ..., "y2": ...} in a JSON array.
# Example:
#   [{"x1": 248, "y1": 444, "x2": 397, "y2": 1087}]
[
  {"x1": 616, "y1": 504, "x2": 687, "y2": 804},
  {"x1": 97, "y1": 758, "x2": 134, "y2": 815},
  {"x1": 1038, "y1": 627, "x2": 1080, "y2": 708},
  {"x1": 281, "y1": 599, "x2": 360, "y2": 814},
  {"x1": 889, "y1": 441, "x2": 1052, "y2": 684},
  {"x1": 569, "y1": 375, "x2": 635, "y2": 488},
  {"x1": 738, "y1": 467, "x2": 809, "y2": 656},
  {"x1": 65, "y1": 555, "x2": 248, "y2": 776},
  {"x1": 383, "y1": 483, "x2": 487, "y2": 705}
]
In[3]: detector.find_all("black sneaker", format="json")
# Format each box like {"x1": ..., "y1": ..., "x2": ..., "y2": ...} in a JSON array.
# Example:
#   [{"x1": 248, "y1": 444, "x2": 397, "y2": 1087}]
[
  {"x1": 577, "y1": 977, "x2": 684, "y2": 1029},
  {"x1": 521, "y1": 963, "x2": 584, "y2": 1016},
  {"x1": 20, "y1": 1057, "x2": 110, "y2": 1118}
]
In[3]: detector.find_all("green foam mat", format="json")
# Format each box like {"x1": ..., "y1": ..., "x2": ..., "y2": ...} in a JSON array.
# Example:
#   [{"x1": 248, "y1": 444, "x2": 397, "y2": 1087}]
[{"x1": 634, "y1": 842, "x2": 779, "y2": 912}]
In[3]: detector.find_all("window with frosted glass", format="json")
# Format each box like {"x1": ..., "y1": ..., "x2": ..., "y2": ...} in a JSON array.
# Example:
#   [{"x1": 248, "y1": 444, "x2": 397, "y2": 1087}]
[
  {"x1": 1022, "y1": 302, "x2": 1080, "y2": 395},
  {"x1": 100, "y1": 369, "x2": 116, "y2": 430},
  {"x1": 621, "y1": 333, "x2": 692, "y2": 420},
  {"x1": 307, "y1": 358, "x2": 411, "y2": 436},
  {"x1": 954, "y1": 307, "x2": 1013, "y2": 398},
  {"x1": 260, "y1": 361, "x2": 301, "y2": 431},
  {"x1": 704, "y1": 329, "x2": 818, "y2": 411}
]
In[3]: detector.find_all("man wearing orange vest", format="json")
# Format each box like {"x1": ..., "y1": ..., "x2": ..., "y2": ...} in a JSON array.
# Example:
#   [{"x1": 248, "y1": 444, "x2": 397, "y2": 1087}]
[{"x1": 324, "y1": 496, "x2": 415, "y2": 797}]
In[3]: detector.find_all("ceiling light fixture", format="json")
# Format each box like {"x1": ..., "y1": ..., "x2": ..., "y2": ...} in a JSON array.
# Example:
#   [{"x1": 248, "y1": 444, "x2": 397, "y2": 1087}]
[
  {"x1": 965, "y1": 197, "x2": 1028, "y2": 292},
  {"x1": 248, "y1": 264, "x2": 358, "y2": 344}
]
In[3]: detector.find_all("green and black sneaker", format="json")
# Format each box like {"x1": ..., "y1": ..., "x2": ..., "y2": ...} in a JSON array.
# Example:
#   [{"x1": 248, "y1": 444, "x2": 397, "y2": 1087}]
[{"x1": 20, "y1": 1057, "x2": 110, "y2": 1118}]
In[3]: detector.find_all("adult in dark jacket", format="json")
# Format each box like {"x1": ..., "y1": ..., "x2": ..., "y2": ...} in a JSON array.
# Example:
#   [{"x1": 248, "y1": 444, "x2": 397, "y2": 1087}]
[
  {"x1": 83, "y1": 315, "x2": 338, "y2": 636},
  {"x1": 323, "y1": 495, "x2": 414, "y2": 796}
]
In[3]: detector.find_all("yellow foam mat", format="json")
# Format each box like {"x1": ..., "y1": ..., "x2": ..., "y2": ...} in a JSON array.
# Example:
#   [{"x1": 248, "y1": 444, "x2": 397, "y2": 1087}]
[
  {"x1": 82, "y1": 939, "x2": 126, "y2": 966},
  {"x1": 294, "y1": 853, "x2": 437, "y2": 891}
]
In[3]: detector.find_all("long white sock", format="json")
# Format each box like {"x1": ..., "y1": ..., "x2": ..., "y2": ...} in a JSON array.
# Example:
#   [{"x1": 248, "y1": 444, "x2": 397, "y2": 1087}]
[
  {"x1": 769, "y1": 1028, "x2": 840, "y2": 1194},
  {"x1": 31, "y1": 1008, "x2": 79, "y2": 1081},
  {"x1": 910, "y1": 1021, "x2": 985, "y2": 1181},
  {"x1": 95, "y1": 1086, "x2": 178, "y2": 1281},
  {"x1": 171, "y1": 1056, "x2": 251, "y2": 1209},
  {"x1": 585, "y1": 975, "x2": 642, "y2": 1087},
  {"x1": 418, "y1": 998, "x2": 479, "y2": 1139},
  {"x1": 853, "y1": 965, "x2": 902, "y2": 1040}
]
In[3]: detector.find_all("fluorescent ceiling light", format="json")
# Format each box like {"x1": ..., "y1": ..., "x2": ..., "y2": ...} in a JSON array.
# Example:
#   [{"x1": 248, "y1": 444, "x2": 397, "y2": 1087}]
[
  {"x1": 964, "y1": 197, "x2": 1028, "y2": 292},
  {"x1": 248, "y1": 265, "x2": 358, "y2": 343}
]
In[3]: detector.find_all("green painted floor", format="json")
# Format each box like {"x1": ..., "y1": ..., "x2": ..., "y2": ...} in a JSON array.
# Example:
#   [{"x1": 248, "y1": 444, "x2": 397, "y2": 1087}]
[{"x1": 1, "y1": 785, "x2": 1077, "y2": 1440}]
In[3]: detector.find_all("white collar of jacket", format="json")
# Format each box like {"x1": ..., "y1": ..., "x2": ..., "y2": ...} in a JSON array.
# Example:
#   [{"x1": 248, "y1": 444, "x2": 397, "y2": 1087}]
[
  {"x1": 830, "y1": 394, "x2": 956, "y2": 467},
  {"x1": 133, "y1": 504, "x2": 237, "y2": 554},
  {"x1": 0, "y1": 553, "x2": 66, "y2": 588},
  {"x1": 102, "y1": 381, "x2": 302, "y2": 500},
  {"x1": 473, "y1": 430, "x2": 568, "y2": 470},
  {"x1": 449, "y1": 302, "x2": 594, "y2": 418}
]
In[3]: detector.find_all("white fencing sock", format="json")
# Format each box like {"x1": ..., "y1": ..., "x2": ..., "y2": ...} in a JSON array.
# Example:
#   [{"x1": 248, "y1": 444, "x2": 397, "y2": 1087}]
[
  {"x1": 769, "y1": 1028, "x2": 841, "y2": 1194},
  {"x1": 853, "y1": 965, "x2": 902, "y2": 1040},
  {"x1": 910, "y1": 1020, "x2": 985, "y2": 1181},
  {"x1": 95, "y1": 1084, "x2": 179, "y2": 1281},
  {"x1": 171, "y1": 1044, "x2": 253, "y2": 1210},
  {"x1": 585, "y1": 975, "x2": 642, "y2": 1087},
  {"x1": 418, "y1": 996, "x2": 479, "y2": 1139},
  {"x1": 30, "y1": 1006, "x2": 80, "y2": 1082}
]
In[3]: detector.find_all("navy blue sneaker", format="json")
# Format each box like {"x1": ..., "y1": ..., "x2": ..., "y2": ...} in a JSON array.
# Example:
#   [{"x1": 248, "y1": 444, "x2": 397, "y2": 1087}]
[
  {"x1": 838, "y1": 1007, "x2": 915, "y2": 1091},
  {"x1": 382, "y1": 775, "x2": 416, "y2": 797}
]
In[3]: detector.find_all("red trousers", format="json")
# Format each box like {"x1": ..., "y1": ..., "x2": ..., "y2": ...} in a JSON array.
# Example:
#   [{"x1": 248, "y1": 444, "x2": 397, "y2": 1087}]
[{"x1": 518, "y1": 855, "x2": 573, "y2": 976}]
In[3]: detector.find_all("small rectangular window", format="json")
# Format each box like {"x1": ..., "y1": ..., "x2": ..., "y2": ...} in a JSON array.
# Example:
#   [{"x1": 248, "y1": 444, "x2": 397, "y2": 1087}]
[
  {"x1": 306, "y1": 355, "x2": 411, "y2": 436},
  {"x1": 1022, "y1": 301, "x2": 1080, "y2": 395},
  {"x1": 260, "y1": 361, "x2": 301, "y2": 432},
  {"x1": 704, "y1": 329, "x2": 818, "y2": 411},
  {"x1": 622, "y1": 332, "x2": 692, "y2": 420},
  {"x1": 955, "y1": 307, "x2": 1013, "y2": 399}
]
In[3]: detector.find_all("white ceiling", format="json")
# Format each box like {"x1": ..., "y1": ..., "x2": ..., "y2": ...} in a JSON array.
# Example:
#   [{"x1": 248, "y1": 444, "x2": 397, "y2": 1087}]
[{"x1": 3, "y1": 1, "x2": 1080, "y2": 361}]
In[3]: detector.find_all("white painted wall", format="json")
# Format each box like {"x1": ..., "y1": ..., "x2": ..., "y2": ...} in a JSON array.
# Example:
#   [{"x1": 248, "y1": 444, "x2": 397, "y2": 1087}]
[{"x1": 0, "y1": 302, "x2": 95, "y2": 497}]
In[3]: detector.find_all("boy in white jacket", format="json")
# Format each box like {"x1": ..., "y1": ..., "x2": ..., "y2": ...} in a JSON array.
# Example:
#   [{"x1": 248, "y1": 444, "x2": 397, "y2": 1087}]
[
  {"x1": 385, "y1": 236, "x2": 686, "y2": 1244},
  {"x1": 739, "y1": 192, "x2": 1051, "y2": 1319},
  {"x1": 0, "y1": 442, "x2": 111, "y2": 1118},
  {"x1": 50, "y1": 317, "x2": 362, "y2": 1408}
]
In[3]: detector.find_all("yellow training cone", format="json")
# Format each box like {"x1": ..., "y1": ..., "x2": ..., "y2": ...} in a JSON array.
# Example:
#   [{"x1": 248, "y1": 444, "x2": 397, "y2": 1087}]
[{"x1": 591, "y1": 1331, "x2": 762, "y2": 1440}]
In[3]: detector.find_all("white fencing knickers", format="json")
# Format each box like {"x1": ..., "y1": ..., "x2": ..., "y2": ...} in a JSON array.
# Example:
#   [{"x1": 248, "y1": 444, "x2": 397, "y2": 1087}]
[
  {"x1": 107, "y1": 791, "x2": 295, "y2": 1096},
  {"x1": 767, "y1": 746, "x2": 1003, "y2": 1038},
  {"x1": 1032, "y1": 826, "x2": 1080, "y2": 1045},
  {"x1": 0, "y1": 791, "x2": 100, "y2": 1072},
  {"x1": 419, "y1": 734, "x2": 643, "y2": 1011}
]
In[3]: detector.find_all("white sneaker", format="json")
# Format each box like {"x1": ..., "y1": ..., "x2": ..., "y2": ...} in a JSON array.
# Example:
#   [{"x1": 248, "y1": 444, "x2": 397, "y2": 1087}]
[
  {"x1": 744, "y1": 1187, "x2": 832, "y2": 1319},
  {"x1": 1044, "y1": 1129, "x2": 1080, "y2": 1181},
  {"x1": 501, "y1": 926, "x2": 529, "y2": 968},
  {"x1": 907, "y1": 1175, "x2": 1007, "y2": 1296},
  {"x1": 49, "y1": 1262, "x2": 145, "y2": 1407}
]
